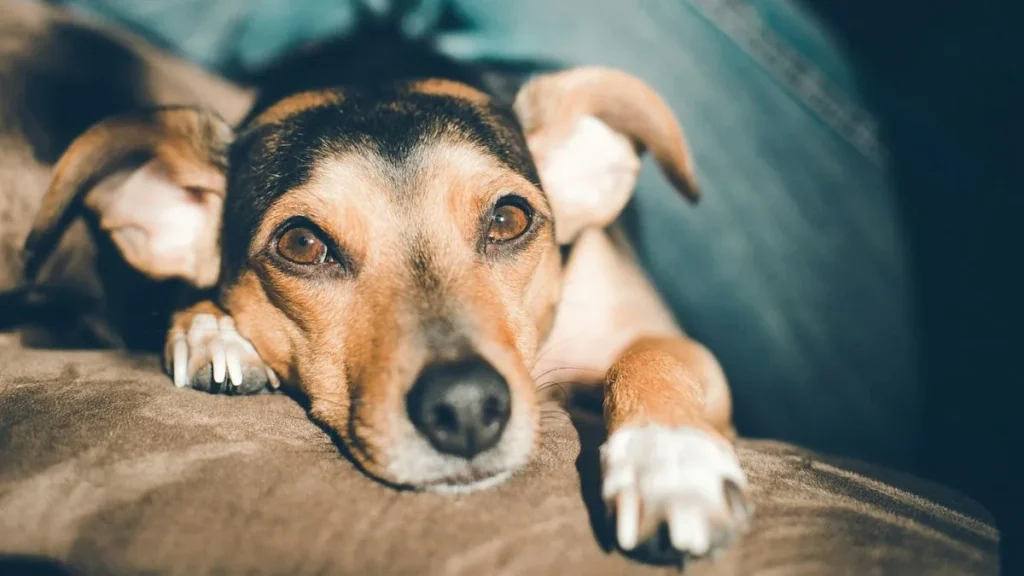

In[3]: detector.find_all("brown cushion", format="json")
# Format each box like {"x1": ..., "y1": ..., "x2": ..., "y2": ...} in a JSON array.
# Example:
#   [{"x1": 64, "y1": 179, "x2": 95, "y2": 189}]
[{"x1": 0, "y1": 346, "x2": 999, "y2": 575}]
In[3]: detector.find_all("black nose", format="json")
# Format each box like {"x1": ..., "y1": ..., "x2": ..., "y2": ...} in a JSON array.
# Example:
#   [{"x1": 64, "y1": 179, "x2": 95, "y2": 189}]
[{"x1": 406, "y1": 356, "x2": 512, "y2": 459}]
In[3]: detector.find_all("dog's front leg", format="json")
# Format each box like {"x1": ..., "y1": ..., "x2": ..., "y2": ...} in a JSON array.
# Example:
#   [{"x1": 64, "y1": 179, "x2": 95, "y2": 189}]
[
  {"x1": 601, "y1": 335, "x2": 752, "y2": 558},
  {"x1": 163, "y1": 300, "x2": 278, "y2": 394}
]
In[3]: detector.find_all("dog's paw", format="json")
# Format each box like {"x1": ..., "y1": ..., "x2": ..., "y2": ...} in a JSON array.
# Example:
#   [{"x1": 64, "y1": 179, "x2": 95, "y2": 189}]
[
  {"x1": 164, "y1": 312, "x2": 278, "y2": 394},
  {"x1": 600, "y1": 424, "x2": 752, "y2": 562}
]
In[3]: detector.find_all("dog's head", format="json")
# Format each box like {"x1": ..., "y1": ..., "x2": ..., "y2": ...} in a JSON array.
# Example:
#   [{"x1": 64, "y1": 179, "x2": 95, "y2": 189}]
[{"x1": 24, "y1": 68, "x2": 697, "y2": 490}]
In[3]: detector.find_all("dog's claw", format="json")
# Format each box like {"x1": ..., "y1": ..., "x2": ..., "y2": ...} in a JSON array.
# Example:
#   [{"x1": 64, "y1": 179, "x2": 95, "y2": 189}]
[
  {"x1": 227, "y1": 348, "x2": 244, "y2": 388},
  {"x1": 668, "y1": 504, "x2": 708, "y2": 556},
  {"x1": 601, "y1": 425, "x2": 752, "y2": 563},
  {"x1": 172, "y1": 336, "x2": 188, "y2": 388},
  {"x1": 163, "y1": 312, "x2": 273, "y2": 395},
  {"x1": 616, "y1": 490, "x2": 640, "y2": 550},
  {"x1": 211, "y1": 339, "x2": 227, "y2": 384},
  {"x1": 266, "y1": 367, "x2": 281, "y2": 390}
]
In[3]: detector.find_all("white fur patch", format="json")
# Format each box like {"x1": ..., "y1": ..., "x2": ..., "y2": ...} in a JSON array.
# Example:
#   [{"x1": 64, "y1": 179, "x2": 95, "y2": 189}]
[
  {"x1": 538, "y1": 116, "x2": 640, "y2": 245},
  {"x1": 95, "y1": 160, "x2": 222, "y2": 286},
  {"x1": 601, "y1": 425, "x2": 750, "y2": 555},
  {"x1": 425, "y1": 470, "x2": 515, "y2": 495},
  {"x1": 166, "y1": 313, "x2": 275, "y2": 390}
]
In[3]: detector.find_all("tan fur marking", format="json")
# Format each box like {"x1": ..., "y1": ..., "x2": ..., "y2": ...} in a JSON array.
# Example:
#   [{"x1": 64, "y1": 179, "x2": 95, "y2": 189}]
[
  {"x1": 250, "y1": 90, "x2": 344, "y2": 129},
  {"x1": 169, "y1": 299, "x2": 223, "y2": 328},
  {"x1": 221, "y1": 270, "x2": 300, "y2": 384},
  {"x1": 604, "y1": 336, "x2": 734, "y2": 442},
  {"x1": 411, "y1": 79, "x2": 491, "y2": 105},
  {"x1": 520, "y1": 243, "x2": 562, "y2": 363}
]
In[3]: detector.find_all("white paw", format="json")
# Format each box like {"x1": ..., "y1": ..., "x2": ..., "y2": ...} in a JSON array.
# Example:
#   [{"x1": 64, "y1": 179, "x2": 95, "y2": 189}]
[
  {"x1": 601, "y1": 425, "x2": 752, "y2": 557},
  {"x1": 164, "y1": 313, "x2": 278, "y2": 394}
]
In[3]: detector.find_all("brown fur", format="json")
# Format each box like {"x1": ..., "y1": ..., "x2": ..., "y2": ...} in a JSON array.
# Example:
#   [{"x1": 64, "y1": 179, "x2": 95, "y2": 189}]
[
  {"x1": 249, "y1": 90, "x2": 344, "y2": 129},
  {"x1": 604, "y1": 336, "x2": 733, "y2": 440}
]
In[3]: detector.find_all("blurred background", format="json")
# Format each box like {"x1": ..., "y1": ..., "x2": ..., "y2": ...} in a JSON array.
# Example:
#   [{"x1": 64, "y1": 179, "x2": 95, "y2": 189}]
[{"x1": 39, "y1": 0, "x2": 1015, "y2": 536}]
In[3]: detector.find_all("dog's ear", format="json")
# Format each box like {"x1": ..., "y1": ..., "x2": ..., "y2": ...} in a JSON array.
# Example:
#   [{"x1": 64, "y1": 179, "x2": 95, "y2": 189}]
[
  {"x1": 23, "y1": 107, "x2": 233, "y2": 288},
  {"x1": 513, "y1": 67, "x2": 699, "y2": 245}
]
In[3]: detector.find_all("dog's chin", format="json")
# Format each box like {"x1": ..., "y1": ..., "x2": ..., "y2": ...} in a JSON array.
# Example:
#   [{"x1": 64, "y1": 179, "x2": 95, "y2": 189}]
[
  {"x1": 422, "y1": 469, "x2": 515, "y2": 494},
  {"x1": 381, "y1": 445, "x2": 530, "y2": 494}
]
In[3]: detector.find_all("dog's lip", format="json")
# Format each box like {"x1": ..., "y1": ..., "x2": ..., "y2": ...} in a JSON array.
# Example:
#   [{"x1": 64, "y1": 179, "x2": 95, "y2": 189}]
[{"x1": 402, "y1": 455, "x2": 522, "y2": 493}]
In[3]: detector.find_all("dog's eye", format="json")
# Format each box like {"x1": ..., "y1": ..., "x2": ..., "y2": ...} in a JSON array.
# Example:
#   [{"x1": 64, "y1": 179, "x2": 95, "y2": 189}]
[
  {"x1": 277, "y1": 227, "x2": 331, "y2": 265},
  {"x1": 487, "y1": 197, "x2": 532, "y2": 243}
]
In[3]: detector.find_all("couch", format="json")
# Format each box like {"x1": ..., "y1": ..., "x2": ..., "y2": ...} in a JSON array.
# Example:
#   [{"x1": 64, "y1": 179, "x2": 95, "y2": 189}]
[{"x1": 0, "y1": 344, "x2": 999, "y2": 574}]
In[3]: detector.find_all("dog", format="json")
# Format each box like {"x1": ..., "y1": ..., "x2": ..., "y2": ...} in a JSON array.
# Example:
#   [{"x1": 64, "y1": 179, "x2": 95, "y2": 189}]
[{"x1": 11, "y1": 6, "x2": 752, "y2": 561}]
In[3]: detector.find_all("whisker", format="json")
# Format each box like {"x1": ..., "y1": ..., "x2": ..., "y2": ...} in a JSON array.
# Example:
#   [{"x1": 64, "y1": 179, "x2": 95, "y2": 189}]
[
  {"x1": 536, "y1": 380, "x2": 568, "y2": 394},
  {"x1": 534, "y1": 379, "x2": 584, "y2": 407},
  {"x1": 532, "y1": 366, "x2": 605, "y2": 383}
]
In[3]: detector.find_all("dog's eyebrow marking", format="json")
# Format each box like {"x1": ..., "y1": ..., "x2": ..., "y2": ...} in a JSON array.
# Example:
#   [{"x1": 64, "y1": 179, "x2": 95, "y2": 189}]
[
  {"x1": 410, "y1": 79, "x2": 491, "y2": 105},
  {"x1": 250, "y1": 90, "x2": 344, "y2": 129}
]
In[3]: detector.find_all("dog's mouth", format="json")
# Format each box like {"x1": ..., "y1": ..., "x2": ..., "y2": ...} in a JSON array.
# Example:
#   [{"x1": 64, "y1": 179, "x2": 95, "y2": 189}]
[
  {"x1": 375, "y1": 426, "x2": 534, "y2": 492},
  {"x1": 422, "y1": 469, "x2": 516, "y2": 494},
  {"x1": 349, "y1": 395, "x2": 536, "y2": 492}
]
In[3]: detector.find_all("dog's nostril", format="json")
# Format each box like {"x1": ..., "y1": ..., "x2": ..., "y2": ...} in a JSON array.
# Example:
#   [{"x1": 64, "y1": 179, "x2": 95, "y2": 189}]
[
  {"x1": 406, "y1": 356, "x2": 512, "y2": 459},
  {"x1": 432, "y1": 404, "x2": 459, "y2": 434},
  {"x1": 481, "y1": 396, "x2": 503, "y2": 428}
]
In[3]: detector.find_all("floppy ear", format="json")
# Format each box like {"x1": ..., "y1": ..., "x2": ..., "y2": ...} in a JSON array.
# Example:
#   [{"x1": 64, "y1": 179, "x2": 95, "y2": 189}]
[
  {"x1": 22, "y1": 107, "x2": 233, "y2": 288},
  {"x1": 513, "y1": 67, "x2": 699, "y2": 245}
]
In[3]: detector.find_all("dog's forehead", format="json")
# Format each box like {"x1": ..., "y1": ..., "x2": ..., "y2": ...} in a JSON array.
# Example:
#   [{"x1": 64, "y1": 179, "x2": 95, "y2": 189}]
[
  {"x1": 219, "y1": 82, "x2": 542, "y2": 281},
  {"x1": 236, "y1": 83, "x2": 538, "y2": 185}
]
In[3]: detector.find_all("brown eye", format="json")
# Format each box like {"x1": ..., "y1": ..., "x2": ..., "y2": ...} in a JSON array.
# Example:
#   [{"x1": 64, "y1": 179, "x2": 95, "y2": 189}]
[
  {"x1": 487, "y1": 198, "x2": 531, "y2": 243},
  {"x1": 277, "y1": 226, "x2": 330, "y2": 265}
]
